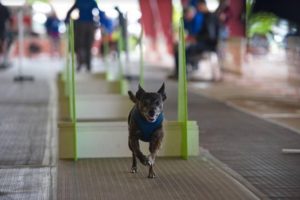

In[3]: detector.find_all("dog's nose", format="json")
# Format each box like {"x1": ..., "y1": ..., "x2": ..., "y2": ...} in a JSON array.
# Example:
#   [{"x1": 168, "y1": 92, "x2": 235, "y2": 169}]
[{"x1": 148, "y1": 110, "x2": 155, "y2": 117}]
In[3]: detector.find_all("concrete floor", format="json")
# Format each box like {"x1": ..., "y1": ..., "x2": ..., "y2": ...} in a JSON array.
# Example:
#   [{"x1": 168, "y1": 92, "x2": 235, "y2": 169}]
[
  {"x1": 0, "y1": 58, "x2": 57, "y2": 199},
  {"x1": 190, "y1": 52, "x2": 300, "y2": 134},
  {"x1": 190, "y1": 75, "x2": 300, "y2": 135}
]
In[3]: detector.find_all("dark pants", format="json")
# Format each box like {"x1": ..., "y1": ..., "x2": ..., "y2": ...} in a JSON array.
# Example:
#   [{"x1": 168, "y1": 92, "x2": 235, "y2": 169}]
[
  {"x1": 173, "y1": 41, "x2": 216, "y2": 77},
  {"x1": 0, "y1": 32, "x2": 5, "y2": 54},
  {"x1": 74, "y1": 22, "x2": 96, "y2": 71}
]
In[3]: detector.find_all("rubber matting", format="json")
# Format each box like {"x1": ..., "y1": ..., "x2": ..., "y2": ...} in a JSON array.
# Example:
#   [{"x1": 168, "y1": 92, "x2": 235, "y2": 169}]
[
  {"x1": 189, "y1": 89, "x2": 300, "y2": 199},
  {"x1": 57, "y1": 157, "x2": 258, "y2": 200}
]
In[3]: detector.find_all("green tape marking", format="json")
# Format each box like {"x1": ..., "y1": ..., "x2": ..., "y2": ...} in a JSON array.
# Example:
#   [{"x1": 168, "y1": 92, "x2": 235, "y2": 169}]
[
  {"x1": 117, "y1": 29, "x2": 128, "y2": 95},
  {"x1": 178, "y1": 18, "x2": 188, "y2": 159}
]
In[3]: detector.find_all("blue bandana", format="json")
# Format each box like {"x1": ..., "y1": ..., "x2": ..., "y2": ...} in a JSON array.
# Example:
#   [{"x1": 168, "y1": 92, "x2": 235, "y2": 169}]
[{"x1": 132, "y1": 107, "x2": 164, "y2": 142}]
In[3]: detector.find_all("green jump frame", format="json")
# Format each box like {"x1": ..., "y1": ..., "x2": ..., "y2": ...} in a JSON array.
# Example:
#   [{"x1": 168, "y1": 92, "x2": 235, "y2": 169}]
[
  {"x1": 117, "y1": 28, "x2": 129, "y2": 96},
  {"x1": 57, "y1": 30, "x2": 128, "y2": 100},
  {"x1": 57, "y1": 64, "x2": 127, "y2": 98},
  {"x1": 69, "y1": 20, "x2": 78, "y2": 160},
  {"x1": 178, "y1": 17, "x2": 197, "y2": 159},
  {"x1": 58, "y1": 18, "x2": 199, "y2": 160},
  {"x1": 57, "y1": 23, "x2": 131, "y2": 122}
]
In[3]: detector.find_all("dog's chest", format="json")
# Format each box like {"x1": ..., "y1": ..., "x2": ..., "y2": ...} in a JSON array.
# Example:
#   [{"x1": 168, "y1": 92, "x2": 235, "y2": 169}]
[{"x1": 131, "y1": 107, "x2": 163, "y2": 142}]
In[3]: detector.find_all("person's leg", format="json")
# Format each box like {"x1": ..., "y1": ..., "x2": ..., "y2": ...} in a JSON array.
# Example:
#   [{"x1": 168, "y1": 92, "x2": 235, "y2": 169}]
[
  {"x1": 172, "y1": 43, "x2": 198, "y2": 78},
  {"x1": 74, "y1": 22, "x2": 84, "y2": 71},
  {"x1": 84, "y1": 23, "x2": 96, "y2": 71},
  {"x1": 170, "y1": 43, "x2": 179, "y2": 78},
  {"x1": 0, "y1": 39, "x2": 3, "y2": 66},
  {"x1": 0, "y1": 34, "x2": 6, "y2": 66},
  {"x1": 0, "y1": 33, "x2": 4, "y2": 54},
  {"x1": 186, "y1": 42, "x2": 212, "y2": 72}
]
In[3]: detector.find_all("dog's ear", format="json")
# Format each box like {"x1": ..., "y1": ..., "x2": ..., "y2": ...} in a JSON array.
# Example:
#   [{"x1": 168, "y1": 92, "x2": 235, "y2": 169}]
[
  {"x1": 157, "y1": 82, "x2": 167, "y2": 101},
  {"x1": 128, "y1": 90, "x2": 137, "y2": 103},
  {"x1": 136, "y1": 84, "x2": 146, "y2": 100}
]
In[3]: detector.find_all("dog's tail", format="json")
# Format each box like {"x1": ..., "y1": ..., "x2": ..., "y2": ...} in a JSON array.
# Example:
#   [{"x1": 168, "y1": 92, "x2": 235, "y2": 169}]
[{"x1": 128, "y1": 91, "x2": 137, "y2": 103}]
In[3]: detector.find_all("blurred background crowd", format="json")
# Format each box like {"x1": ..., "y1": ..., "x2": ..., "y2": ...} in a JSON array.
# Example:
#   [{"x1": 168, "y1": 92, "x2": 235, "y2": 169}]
[{"x1": 0, "y1": 0, "x2": 299, "y2": 82}]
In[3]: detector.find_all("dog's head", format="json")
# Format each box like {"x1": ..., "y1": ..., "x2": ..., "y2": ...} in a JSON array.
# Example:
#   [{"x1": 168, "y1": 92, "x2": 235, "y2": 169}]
[{"x1": 128, "y1": 83, "x2": 167, "y2": 123}]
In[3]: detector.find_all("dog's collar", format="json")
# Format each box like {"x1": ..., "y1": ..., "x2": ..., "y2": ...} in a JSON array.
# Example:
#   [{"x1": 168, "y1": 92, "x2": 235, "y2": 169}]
[{"x1": 132, "y1": 107, "x2": 164, "y2": 142}]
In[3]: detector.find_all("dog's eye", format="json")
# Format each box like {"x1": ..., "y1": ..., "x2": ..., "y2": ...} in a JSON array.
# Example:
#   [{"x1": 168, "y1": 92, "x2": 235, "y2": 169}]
[{"x1": 155, "y1": 101, "x2": 160, "y2": 106}]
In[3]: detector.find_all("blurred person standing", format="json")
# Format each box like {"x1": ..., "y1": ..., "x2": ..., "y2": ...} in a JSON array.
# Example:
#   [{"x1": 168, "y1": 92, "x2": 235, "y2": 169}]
[
  {"x1": 171, "y1": 6, "x2": 204, "y2": 78},
  {"x1": 65, "y1": 0, "x2": 108, "y2": 72},
  {"x1": 194, "y1": 0, "x2": 219, "y2": 54},
  {"x1": 194, "y1": 0, "x2": 221, "y2": 81},
  {"x1": 184, "y1": 6, "x2": 204, "y2": 38},
  {"x1": 0, "y1": 1, "x2": 12, "y2": 67},
  {"x1": 114, "y1": 6, "x2": 127, "y2": 54},
  {"x1": 215, "y1": 0, "x2": 231, "y2": 41},
  {"x1": 170, "y1": 0, "x2": 221, "y2": 80},
  {"x1": 45, "y1": 11, "x2": 61, "y2": 57}
]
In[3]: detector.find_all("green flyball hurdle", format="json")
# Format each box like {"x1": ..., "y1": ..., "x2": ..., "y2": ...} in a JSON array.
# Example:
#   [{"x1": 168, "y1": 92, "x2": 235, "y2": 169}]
[
  {"x1": 178, "y1": 18, "x2": 199, "y2": 159},
  {"x1": 58, "y1": 18, "x2": 199, "y2": 160},
  {"x1": 58, "y1": 22, "x2": 132, "y2": 122},
  {"x1": 117, "y1": 29, "x2": 129, "y2": 96},
  {"x1": 57, "y1": 32, "x2": 127, "y2": 100}
]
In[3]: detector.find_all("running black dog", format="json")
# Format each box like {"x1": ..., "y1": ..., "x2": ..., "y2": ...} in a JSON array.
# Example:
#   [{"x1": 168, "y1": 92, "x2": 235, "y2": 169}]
[{"x1": 127, "y1": 83, "x2": 166, "y2": 178}]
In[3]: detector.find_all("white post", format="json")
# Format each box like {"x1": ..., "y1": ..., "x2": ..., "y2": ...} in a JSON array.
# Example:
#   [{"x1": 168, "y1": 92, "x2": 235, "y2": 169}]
[{"x1": 282, "y1": 149, "x2": 300, "y2": 154}]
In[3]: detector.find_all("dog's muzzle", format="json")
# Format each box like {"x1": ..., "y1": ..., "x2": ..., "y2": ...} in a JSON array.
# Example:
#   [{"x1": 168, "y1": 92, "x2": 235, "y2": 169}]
[{"x1": 145, "y1": 110, "x2": 159, "y2": 122}]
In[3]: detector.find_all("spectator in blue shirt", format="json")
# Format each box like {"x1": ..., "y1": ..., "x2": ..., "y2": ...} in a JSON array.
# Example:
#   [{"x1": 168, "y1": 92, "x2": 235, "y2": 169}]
[
  {"x1": 45, "y1": 12, "x2": 61, "y2": 57},
  {"x1": 65, "y1": 0, "x2": 111, "y2": 71},
  {"x1": 170, "y1": 0, "x2": 220, "y2": 79},
  {"x1": 183, "y1": 6, "x2": 204, "y2": 37}
]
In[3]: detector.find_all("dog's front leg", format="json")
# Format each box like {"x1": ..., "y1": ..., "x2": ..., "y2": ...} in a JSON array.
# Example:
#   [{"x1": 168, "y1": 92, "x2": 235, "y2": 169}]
[
  {"x1": 148, "y1": 130, "x2": 163, "y2": 178},
  {"x1": 131, "y1": 153, "x2": 137, "y2": 173},
  {"x1": 129, "y1": 135, "x2": 149, "y2": 167},
  {"x1": 128, "y1": 137, "x2": 138, "y2": 173}
]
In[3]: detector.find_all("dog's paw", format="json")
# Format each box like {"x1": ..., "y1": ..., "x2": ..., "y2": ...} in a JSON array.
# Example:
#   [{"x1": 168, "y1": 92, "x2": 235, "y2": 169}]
[
  {"x1": 148, "y1": 172, "x2": 156, "y2": 179},
  {"x1": 140, "y1": 156, "x2": 150, "y2": 166},
  {"x1": 130, "y1": 167, "x2": 137, "y2": 173},
  {"x1": 147, "y1": 155, "x2": 155, "y2": 166}
]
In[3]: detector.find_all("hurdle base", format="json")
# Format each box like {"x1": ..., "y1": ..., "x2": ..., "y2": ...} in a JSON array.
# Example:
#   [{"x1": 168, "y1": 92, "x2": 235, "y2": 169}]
[
  {"x1": 57, "y1": 79, "x2": 127, "y2": 98},
  {"x1": 59, "y1": 124, "x2": 76, "y2": 159},
  {"x1": 58, "y1": 94, "x2": 133, "y2": 121},
  {"x1": 58, "y1": 121, "x2": 199, "y2": 159}
]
